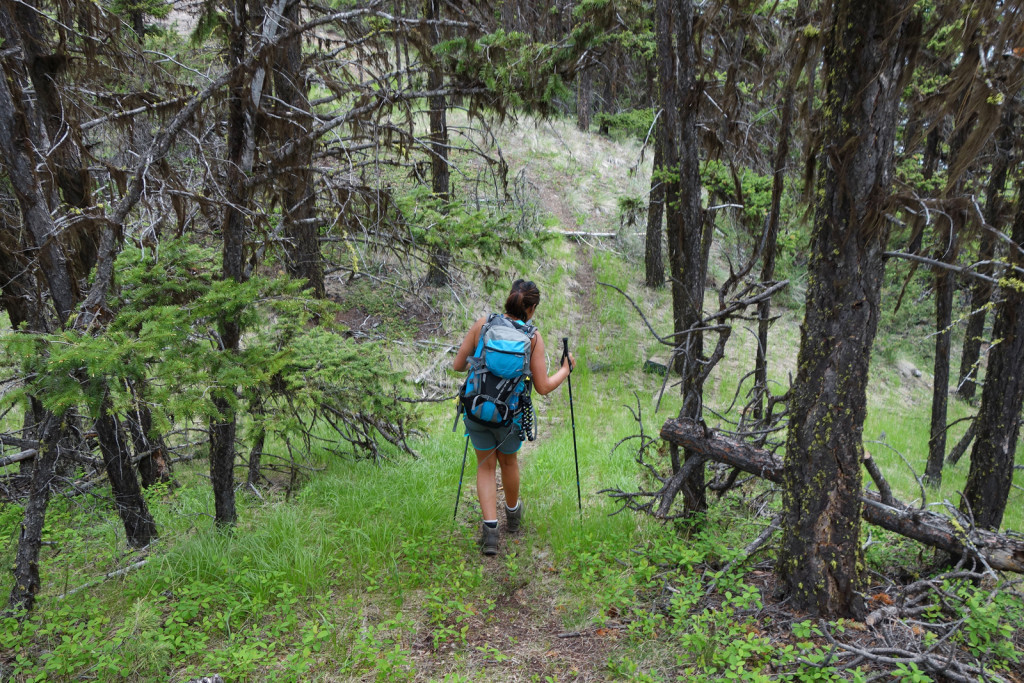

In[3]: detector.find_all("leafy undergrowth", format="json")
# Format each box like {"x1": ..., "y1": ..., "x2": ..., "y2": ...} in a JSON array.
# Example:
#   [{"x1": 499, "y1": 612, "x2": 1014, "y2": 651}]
[{"x1": 6, "y1": 476, "x2": 1021, "y2": 682}]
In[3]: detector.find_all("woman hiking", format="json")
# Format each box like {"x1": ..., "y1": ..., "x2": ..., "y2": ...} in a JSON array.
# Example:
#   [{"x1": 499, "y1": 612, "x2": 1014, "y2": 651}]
[{"x1": 453, "y1": 279, "x2": 575, "y2": 555}]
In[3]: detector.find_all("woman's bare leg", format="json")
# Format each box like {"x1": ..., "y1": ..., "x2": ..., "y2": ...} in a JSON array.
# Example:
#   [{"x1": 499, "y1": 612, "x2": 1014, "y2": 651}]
[
  {"x1": 497, "y1": 451, "x2": 520, "y2": 509},
  {"x1": 475, "y1": 448, "x2": 498, "y2": 520}
]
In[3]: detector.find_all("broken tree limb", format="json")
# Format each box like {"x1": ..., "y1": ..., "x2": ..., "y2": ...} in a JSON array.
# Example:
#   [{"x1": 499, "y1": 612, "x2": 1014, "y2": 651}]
[
  {"x1": 945, "y1": 418, "x2": 977, "y2": 466},
  {"x1": 862, "y1": 451, "x2": 895, "y2": 507},
  {"x1": 56, "y1": 559, "x2": 148, "y2": 599},
  {"x1": 659, "y1": 418, "x2": 1024, "y2": 573},
  {"x1": 0, "y1": 449, "x2": 37, "y2": 468},
  {"x1": 552, "y1": 230, "x2": 645, "y2": 238}
]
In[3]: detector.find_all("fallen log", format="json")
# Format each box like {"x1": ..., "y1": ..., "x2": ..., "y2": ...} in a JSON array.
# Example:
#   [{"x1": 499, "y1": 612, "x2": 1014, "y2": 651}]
[{"x1": 660, "y1": 418, "x2": 1024, "y2": 574}]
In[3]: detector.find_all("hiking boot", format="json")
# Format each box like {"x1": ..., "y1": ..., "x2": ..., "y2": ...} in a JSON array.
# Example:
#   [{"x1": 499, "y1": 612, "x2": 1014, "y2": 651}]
[
  {"x1": 479, "y1": 523, "x2": 499, "y2": 555},
  {"x1": 505, "y1": 501, "x2": 523, "y2": 533}
]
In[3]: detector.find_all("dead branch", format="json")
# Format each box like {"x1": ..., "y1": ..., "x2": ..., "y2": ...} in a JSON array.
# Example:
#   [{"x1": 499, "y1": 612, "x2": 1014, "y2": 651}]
[
  {"x1": 704, "y1": 514, "x2": 780, "y2": 596},
  {"x1": 56, "y1": 559, "x2": 149, "y2": 599},
  {"x1": 862, "y1": 451, "x2": 895, "y2": 507},
  {"x1": 659, "y1": 418, "x2": 1024, "y2": 573},
  {"x1": 0, "y1": 449, "x2": 37, "y2": 468},
  {"x1": 813, "y1": 565, "x2": 1022, "y2": 683},
  {"x1": 946, "y1": 417, "x2": 977, "y2": 466}
]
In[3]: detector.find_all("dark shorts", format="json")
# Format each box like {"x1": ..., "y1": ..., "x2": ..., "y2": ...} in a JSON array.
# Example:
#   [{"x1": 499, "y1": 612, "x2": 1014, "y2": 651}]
[{"x1": 463, "y1": 417, "x2": 522, "y2": 454}]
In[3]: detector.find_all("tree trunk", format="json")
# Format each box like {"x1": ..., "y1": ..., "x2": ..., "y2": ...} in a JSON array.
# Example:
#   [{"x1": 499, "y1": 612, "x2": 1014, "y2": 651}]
[
  {"x1": 779, "y1": 0, "x2": 914, "y2": 617},
  {"x1": 0, "y1": 22, "x2": 76, "y2": 323},
  {"x1": 925, "y1": 116, "x2": 973, "y2": 486},
  {"x1": 424, "y1": 0, "x2": 451, "y2": 288},
  {"x1": 209, "y1": 395, "x2": 238, "y2": 527},
  {"x1": 126, "y1": 382, "x2": 172, "y2": 488},
  {"x1": 925, "y1": 245, "x2": 955, "y2": 486},
  {"x1": 576, "y1": 67, "x2": 592, "y2": 132},
  {"x1": 658, "y1": 0, "x2": 707, "y2": 515},
  {"x1": 957, "y1": 103, "x2": 1016, "y2": 401},
  {"x1": 597, "y1": 47, "x2": 617, "y2": 135},
  {"x1": 95, "y1": 396, "x2": 157, "y2": 548},
  {"x1": 644, "y1": 126, "x2": 664, "y2": 288},
  {"x1": 209, "y1": 0, "x2": 261, "y2": 527},
  {"x1": 274, "y1": 0, "x2": 324, "y2": 297},
  {"x1": 755, "y1": 0, "x2": 809, "y2": 418},
  {"x1": 961, "y1": 175, "x2": 1024, "y2": 531},
  {"x1": 7, "y1": 413, "x2": 62, "y2": 614}
]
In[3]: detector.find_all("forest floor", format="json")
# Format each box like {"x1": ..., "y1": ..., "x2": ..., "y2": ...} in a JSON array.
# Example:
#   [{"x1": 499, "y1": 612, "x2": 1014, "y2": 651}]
[{"x1": 4, "y1": 116, "x2": 1023, "y2": 683}]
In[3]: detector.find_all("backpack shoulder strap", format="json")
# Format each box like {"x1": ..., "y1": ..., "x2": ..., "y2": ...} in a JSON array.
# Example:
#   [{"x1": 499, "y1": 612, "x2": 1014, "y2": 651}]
[
  {"x1": 513, "y1": 319, "x2": 537, "y2": 339},
  {"x1": 485, "y1": 313, "x2": 536, "y2": 338}
]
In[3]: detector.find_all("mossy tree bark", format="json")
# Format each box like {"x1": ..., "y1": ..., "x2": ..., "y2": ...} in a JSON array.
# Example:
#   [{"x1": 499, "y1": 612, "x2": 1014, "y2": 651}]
[
  {"x1": 657, "y1": 0, "x2": 707, "y2": 515},
  {"x1": 961, "y1": 172, "x2": 1024, "y2": 531},
  {"x1": 779, "y1": 0, "x2": 916, "y2": 617}
]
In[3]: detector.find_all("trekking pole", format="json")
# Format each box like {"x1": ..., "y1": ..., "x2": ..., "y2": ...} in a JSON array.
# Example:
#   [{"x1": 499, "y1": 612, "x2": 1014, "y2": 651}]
[
  {"x1": 453, "y1": 434, "x2": 470, "y2": 521},
  {"x1": 562, "y1": 338, "x2": 582, "y2": 520}
]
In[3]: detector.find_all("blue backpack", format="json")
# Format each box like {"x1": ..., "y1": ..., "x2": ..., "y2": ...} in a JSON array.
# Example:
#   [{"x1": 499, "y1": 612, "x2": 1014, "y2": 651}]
[{"x1": 458, "y1": 314, "x2": 536, "y2": 428}]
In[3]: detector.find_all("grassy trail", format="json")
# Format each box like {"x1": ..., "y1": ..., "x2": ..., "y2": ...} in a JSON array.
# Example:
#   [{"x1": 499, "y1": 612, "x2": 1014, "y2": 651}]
[{"x1": 3, "y1": 117, "x2": 1023, "y2": 682}]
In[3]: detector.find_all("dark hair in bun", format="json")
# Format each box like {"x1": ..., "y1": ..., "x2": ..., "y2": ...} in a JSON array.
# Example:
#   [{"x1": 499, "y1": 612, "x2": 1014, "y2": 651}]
[{"x1": 505, "y1": 279, "x2": 541, "y2": 320}]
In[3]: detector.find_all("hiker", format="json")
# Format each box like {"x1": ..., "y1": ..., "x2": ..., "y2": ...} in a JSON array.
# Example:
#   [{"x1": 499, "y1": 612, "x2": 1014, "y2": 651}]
[{"x1": 453, "y1": 278, "x2": 575, "y2": 555}]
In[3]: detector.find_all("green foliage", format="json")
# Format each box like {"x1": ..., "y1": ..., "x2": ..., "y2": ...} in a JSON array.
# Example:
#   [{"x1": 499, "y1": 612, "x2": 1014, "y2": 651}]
[
  {"x1": 439, "y1": 30, "x2": 575, "y2": 117},
  {"x1": 396, "y1": 186, "x2": 551, "y2": 265},
  {"x1": 0, "y1": 239, "x2": 413, "y2": 461},
  {"x1": 188, "y1": 4, "x2": 228, "y2": 45},
  {"x1": 701, "y1": 160, "x2": 773, "y2": 225},
  {"x1": 595, "y1": 108, "x2": 656, "y2": 140},
  {"x1": 107, "y1": 0, "x2": 171, "y2": 21},
  {"x1": 954, "y1": 581, "x2": 1022, "y2": 667}
]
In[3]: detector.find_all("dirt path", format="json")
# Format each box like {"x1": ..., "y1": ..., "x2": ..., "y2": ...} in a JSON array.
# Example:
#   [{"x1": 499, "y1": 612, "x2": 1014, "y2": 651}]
[
  {"x1": 405, "y1": 119, "x2": 638, "y2": 680},
  {"x1": 419, "y1": 244, "x2": 618, "y2": 680}
]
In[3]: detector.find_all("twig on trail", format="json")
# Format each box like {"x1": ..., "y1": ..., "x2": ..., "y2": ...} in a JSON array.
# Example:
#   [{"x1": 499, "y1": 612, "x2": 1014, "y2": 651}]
[{"x1": 555, "y1": 623, "x2": 623, "y2": 639}]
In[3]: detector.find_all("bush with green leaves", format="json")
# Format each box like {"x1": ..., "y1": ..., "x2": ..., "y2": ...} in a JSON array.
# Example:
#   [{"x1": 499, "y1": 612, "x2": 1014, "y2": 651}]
[
  {"x1": 0, "y1": 239, "x2": 415, "y2": 461},
  {"x1": 595, "y1": 109, "x2": 656, "y2": 140},
  {"x1": 395, "y1": 186, "x2": 550, "y2": 264}
]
